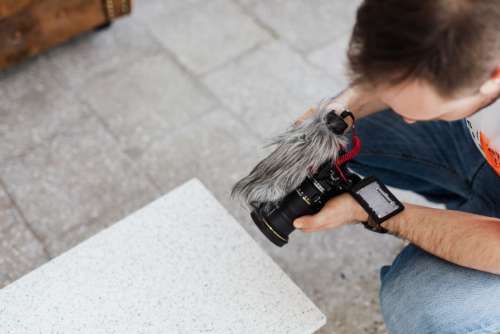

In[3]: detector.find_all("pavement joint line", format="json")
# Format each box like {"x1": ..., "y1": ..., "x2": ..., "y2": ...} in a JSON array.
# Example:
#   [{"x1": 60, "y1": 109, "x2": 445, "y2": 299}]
[
  {"x1": 197, "y1": 38, "x2": 273, "y2": 78},
  {"x1": 0, "y1": 178, "x2": 52, "y2": 261},
  {"x1": 229, "y1": 0, "x2": 355, "y2": 68},
  {"x1": 138, "y1": 22, "x2": 267, "y2": 144},
  {"x1": 224, "y1": 1, "x2": 349, "y2": 90},
  {"x1": 73, "y1": 97, "x2": 163, "y2": 195},
  {"x1": 197, "y1": 38, "x2": 338, "y2": 142},
  {"x1": 230, "y1": 0, "x2": 281, "y2": 41},
  {"x1": 151, "y1": 0, "x2": 283, "y2": 79},
  {"x1": 303, "y1": 32, "x2": 352, "y2": 57},
  {"x1": 137, "y1": 27, "x2": 232, "y2": 117},
  {"x1": 0, "y1": 110, "x2": 95, "y2": 164},
  {"x1": 42, "y1": 16, "x2": 165, "y2": 91}
]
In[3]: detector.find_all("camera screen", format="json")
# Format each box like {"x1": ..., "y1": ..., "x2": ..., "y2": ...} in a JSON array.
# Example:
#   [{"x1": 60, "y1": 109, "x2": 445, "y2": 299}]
[{"x1": 355, "y1": 181, "x2": 401, "y2": 219}]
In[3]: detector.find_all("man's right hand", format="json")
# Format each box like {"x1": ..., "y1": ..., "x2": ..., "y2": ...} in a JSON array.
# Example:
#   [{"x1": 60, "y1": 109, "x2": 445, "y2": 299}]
[{"x1": 295, "y1": 85, "x2": 388, "y2": 126}]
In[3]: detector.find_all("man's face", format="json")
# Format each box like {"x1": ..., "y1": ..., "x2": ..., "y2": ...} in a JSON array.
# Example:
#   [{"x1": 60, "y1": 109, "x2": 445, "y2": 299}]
[{"x1": 376, "y1": 71, "x2": 500, "y2": 124}]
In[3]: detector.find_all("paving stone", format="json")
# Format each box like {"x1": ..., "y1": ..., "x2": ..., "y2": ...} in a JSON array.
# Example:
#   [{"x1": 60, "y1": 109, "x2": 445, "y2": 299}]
[
  {"x1": 79, "y1": 53, "x2": 218, "y2": 155},
  {"x1": 0, "y1": 116, "x2": 158, "y2": 257},
  {"x1": 144, "y1": 0, "x2": 271, "y2": 75},
  {"x1": 238, "y1": 0, "x2": 363, "y2": 53},
  {"x1": 136, "y1": 108, "x2": 262, "y2": 201},
  {"x1": 0, "y1": 185, "x2": 48, "y2": 288},
  {"x1": 202, "y1": 41, "x2": 344, "y2": 139},
  {"x1": 0, "y1": 89, "x2": 90, "y2": 161},
  {"x1": 132, "y1": 0, "x2": 203, "y2": 24},
  {"x1": 46, "y1": 18, "x2": 162, "y2": 88},
  {"x1": 0, "y1": 55, "x2": 62, "y2": 101},
  {"x1": 307, "y1": 33, "x2": 352, "y2": 87}
]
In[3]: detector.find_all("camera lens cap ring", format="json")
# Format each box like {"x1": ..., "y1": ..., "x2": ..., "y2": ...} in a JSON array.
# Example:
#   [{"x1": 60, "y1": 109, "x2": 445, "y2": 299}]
[{"x1": 251, "y1": 211, "x2": 288, "y2": 247}]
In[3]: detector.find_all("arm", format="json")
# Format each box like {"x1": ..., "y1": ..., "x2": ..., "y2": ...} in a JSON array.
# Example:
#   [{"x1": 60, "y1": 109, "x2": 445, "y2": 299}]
[
  {"x1": 296, "y1": 85, "x2": 388, "y2": 125},
  {"x1": 295, "y1": 86, "x2": 500, "y2": 274},
  {"x1": 294, "y1": 194, "x2": 500, "y2": 275},
  {"x1": 382, "y1": 203, "x2": 500, "y2": 275}
]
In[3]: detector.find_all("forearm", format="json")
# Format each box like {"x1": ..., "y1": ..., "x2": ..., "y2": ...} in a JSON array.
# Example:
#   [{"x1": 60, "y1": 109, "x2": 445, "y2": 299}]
[
  {"x1": 382, "y1": 204, "x2": 500, "y2": 275},
  {"x1": 297, "y1": 85, "x2": 386, "y2": 126},
  {"x1": 332, "y1": 85, "x2": 388, "y2": 120}
]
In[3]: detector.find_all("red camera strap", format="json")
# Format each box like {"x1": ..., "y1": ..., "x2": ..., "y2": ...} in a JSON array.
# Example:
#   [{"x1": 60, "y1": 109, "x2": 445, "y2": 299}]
[{"x1": 334, "y1": 124, "x2": 362, "y2": 181}]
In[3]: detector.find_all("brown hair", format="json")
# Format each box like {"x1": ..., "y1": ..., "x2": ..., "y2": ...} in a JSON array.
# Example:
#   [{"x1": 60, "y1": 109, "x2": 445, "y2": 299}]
[{"x1": 347, "y1": 0, "x2": 500, "y2": 97}]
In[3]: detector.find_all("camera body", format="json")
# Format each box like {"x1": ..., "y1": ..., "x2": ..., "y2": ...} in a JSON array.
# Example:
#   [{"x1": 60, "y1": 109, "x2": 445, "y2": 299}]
[
  {"x1": 251, "y1": 158, "x2": 361, "y2": 247},
  {"x1": 232, "y1": 101, "x2": 405, "y2": 246}
]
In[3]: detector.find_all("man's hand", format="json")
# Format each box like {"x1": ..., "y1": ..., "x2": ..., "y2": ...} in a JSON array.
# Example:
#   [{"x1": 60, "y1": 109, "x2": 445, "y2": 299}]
[
  {"x1": 293, "y1": 193, "x2": 369, "y2": 232},
  {"x1": 294, "y1": 85, "x2": 388, "y2": 127}
]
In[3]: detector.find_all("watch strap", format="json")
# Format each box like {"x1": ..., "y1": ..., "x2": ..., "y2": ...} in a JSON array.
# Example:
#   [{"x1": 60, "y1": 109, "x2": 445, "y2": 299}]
[{"x1": 362, "y1": 216, "x2": 389, "y2": 234}]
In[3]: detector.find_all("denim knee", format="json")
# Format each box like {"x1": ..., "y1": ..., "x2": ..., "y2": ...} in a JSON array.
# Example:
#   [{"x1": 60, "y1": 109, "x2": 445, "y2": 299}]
[{"x1": 379, "y1": 244, "x2": 500, "y2": 334}]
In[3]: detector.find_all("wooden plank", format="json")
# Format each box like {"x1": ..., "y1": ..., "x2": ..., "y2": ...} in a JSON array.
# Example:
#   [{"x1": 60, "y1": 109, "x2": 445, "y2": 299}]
[{"x1": 0, "y1": 0, "x2": 131, "y2": 70}]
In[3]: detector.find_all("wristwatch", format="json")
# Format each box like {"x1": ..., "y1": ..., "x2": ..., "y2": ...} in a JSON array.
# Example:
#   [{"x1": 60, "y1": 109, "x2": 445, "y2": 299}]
[{"x1": 348, "y1": 176, "x2": 405, "y2": 234}]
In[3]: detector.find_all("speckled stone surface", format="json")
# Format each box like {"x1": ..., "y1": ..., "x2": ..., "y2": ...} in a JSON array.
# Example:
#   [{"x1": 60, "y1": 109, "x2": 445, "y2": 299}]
[{"x1": 0, "y1": 179, "x2": 326, "y2": 334}]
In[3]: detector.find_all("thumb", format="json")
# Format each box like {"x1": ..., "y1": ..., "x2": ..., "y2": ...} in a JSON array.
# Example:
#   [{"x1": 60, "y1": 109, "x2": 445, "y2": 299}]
[
  {"x1": 293, "y1": 215, "x2": 312, "y2": 229},
  {"x1": 293, "y1": 212, "x2": 325, "y2": 229}
]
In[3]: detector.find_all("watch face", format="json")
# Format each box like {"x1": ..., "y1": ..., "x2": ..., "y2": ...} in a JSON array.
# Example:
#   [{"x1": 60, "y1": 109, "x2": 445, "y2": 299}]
[{"x1": 350, "y1": 177, "x2": 404, "y2": 222}]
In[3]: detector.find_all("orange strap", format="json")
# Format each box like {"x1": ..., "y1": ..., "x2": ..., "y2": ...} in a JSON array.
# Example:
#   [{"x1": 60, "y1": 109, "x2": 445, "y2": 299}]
[{"x1": 479, "y1": 132, "x2": 500, "y2": 176}]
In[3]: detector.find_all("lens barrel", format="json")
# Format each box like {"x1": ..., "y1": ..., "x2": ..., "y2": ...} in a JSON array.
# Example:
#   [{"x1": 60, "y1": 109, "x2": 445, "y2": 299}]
[{"x1": 251, "y1": 177, "x2": 326, "y2": 247}]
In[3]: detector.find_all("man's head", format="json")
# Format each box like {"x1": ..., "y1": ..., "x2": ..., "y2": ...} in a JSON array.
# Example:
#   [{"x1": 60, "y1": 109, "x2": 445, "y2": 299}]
[{"x1": 347, "y1": 0, "x2": 500, "y2": 123}]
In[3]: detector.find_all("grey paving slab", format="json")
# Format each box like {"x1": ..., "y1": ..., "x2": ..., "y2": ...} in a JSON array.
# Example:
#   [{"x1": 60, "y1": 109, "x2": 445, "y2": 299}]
[
  {"x1": 0, "y1": 179, "x2": 326, "y2": 334},
  {"x1": 0, "y1": 55, "x2": 62, "y2": 101},
  {"x1": 202, "y1": 41, "x2": 344, "y2": 139},
  {"x1": 0, "y1": 185, "x2": 48, "y2": 289},
  {"x1": 0, "y1": 89, "x2": 90, "y2": 161},
  {"x1": 237, "y1": 0, "x2": 362, "y2": 53},
  {"x1": 307, "y1": 33, "x2": 352, "y2": 87},
  {"x1": 46, "y1": 18, "x2": 162, "y2": 88},
  {"x1": 136, "y1": 108, "x2": 262, "y2": 199},
  {"x1": 0, "y1": 116, "x2": 158, "y2": 257},
  {"x1": 144, "y1": 0, "x2": 272, "y2": 75},
  {"x1": 79, "y1": 53, "x2": 218, "y2": 155},
  {"x1": 132, "y1": 0, "x2": 203, "y2": 24}
]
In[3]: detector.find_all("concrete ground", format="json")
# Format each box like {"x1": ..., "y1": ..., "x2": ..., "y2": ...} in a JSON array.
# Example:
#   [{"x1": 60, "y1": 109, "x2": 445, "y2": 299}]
[{"x1": 0, "y1": 1, "x2": 440, "y2": 332}]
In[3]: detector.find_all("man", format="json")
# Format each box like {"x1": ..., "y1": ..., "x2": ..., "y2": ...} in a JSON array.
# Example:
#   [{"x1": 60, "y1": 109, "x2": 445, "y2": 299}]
[{"x1": 293, "y1": 1, "x2": 500, "y2": 333}]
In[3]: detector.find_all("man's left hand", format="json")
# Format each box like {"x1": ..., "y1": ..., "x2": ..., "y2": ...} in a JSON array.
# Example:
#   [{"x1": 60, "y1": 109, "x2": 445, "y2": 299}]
[{"x1": 293, "y1": 193, "x2": 369, "y2": 232}]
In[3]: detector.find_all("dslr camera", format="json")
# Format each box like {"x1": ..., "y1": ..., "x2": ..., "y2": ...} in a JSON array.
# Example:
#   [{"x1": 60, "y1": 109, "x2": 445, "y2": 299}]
[{"x1": 232, "y1": 97, "x2": 404, "y2": 247}]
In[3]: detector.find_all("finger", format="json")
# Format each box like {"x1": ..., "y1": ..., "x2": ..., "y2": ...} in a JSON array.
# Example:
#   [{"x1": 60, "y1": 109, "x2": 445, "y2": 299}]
[
  {"x1": 293, "y1": 213, "x2": 329, "y2": 230},
  {"x1": 293, "y1": 215, "x2": 315, "y2": 229},
  {"x1": 293, "y1": 107, "x2": 317, "y2": 126},
  {"x1": 301, "y1": 226, "x2": 329, "y2": 233}
]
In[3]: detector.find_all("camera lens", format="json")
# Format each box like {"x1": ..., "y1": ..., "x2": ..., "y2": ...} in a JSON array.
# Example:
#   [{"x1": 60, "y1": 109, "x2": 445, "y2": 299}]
[
  {"x1": 251, "y1": 210, "x2": 289, "y2": 247},
  {"x1": 251, "y1": 177, "x2": 325, "y2": 247}
]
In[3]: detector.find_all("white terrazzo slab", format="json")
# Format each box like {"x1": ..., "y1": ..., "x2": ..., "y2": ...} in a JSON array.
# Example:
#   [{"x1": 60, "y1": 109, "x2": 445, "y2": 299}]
[{"x1": 0, "y1": 179, "x2": 325, "y2": 334}]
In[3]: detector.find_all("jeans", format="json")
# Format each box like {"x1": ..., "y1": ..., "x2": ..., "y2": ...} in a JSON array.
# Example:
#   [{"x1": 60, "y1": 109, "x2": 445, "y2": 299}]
[{"x1": 345, "y1": 109, "x2": 500, "y2": 334}]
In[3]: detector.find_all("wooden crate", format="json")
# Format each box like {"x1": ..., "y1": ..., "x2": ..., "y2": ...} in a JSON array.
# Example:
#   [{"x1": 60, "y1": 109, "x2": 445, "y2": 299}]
[{"x1": 0, "y1": 0, "x2": 131, "y2": 70}]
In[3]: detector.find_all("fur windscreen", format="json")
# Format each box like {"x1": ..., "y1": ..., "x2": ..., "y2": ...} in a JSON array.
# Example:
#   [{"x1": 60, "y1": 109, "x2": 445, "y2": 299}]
[{"x1": 231, "y1": 96, "x2": 349, "y2": 213}]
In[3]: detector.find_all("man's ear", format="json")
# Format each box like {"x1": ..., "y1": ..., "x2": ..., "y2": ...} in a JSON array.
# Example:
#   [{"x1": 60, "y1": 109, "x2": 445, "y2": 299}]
[
  {"x1": 493, "y1": 67, "x2": 500, "y2": 80},
  {"x1": 479, "y1": 67, "x2": 500, "y2": 96}
]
